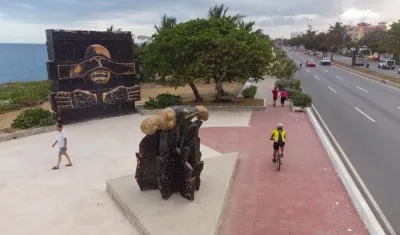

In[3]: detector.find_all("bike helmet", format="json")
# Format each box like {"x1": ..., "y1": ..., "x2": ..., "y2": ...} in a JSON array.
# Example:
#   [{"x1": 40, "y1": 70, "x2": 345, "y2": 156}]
[{"x1": 277, "y1": 123, "x2": 284, "y2": 129}]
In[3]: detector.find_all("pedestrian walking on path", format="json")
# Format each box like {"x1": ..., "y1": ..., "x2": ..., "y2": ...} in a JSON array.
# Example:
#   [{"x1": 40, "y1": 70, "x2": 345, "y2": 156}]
[
  {"x1": 51, "y1": 124, "x2": 73, "y2": 170},
  {"x1": 280, "y1": 88, "x2": 287, "y2": 107},
  {"x1": 272, "y1": 86, "x2": 279, "y2": 107}
]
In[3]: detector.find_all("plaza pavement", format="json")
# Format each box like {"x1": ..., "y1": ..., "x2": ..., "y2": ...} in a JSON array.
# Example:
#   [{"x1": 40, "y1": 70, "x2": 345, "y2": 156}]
[
  {"x1": 0, "y1": 104, "x2": 251, "y2": 235},
  {"x1": 0, "y1": 78, "x2": 368, "y2": 235}
]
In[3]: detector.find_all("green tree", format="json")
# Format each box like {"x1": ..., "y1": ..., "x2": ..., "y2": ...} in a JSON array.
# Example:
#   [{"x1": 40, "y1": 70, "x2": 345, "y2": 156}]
[
  {"x1": 301, "y1": 25, "x2": 318, "y2": 54},
  {"x1": 349, "y1": 30, "x2": 386, "y2": 65},
  {"x1": 207, "y1": 4, "x2": 245, "y2": 23},
  {"x1": 106, "y1": 25, "x2": 121, "y2": 32},
  {"x1": 154, "y1": 14, "x2": 177, "y2": 33},
  {"x1": 381, "y1": 20, "x2": 400, "y2": 60},
  {"x1": 325, "y1": 22, "x2": 348, "y2": 60},
  {"x1": 142, "y1": 18, "x2": 274, "y2": 101}
]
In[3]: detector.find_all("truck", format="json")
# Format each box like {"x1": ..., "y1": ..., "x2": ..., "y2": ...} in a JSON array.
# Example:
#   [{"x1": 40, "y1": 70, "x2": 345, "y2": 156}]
[{"x1": 378, "y1": 60, "x2": 396, "y2": 70}]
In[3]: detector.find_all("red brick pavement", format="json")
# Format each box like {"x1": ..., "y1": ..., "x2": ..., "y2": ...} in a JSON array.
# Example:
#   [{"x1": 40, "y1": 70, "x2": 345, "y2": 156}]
[{"x1": 200, "y1": 107, "x2": 368, "y2": 234}]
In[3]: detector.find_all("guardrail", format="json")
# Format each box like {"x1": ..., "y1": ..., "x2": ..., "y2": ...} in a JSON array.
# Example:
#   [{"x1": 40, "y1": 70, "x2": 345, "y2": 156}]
[{"x1": 309, "y1": 104, "x2": 396, "y2": 235}]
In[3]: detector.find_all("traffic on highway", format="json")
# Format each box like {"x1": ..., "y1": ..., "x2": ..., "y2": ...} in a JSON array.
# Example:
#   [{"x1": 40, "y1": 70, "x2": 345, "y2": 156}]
[{"x1": 286, "y1": 48, "x2": 400, "y2": 234}]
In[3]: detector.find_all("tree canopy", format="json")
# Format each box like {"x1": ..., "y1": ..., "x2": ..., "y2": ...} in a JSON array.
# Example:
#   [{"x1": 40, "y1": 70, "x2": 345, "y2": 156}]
[{"x1": 142, "y1": 18, "x2": 275, "y2": 101}]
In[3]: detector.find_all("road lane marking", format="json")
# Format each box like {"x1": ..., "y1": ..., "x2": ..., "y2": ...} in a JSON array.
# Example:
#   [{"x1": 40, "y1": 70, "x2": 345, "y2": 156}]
[
  {"x1": 336, "y1": 76, "x2": 343, "y2": 80},
  {"x1": 328, "y1": 86, "x2": 337, "y2": 93},
  {"x1": 354, "y1": 107, "x2": 376, "y2": 122},
  {"x1": 398, "y1": 107, "x2": 400, "y2": 109},
  {"x1": 314, "y1": 76, "x2": 320, "y2": 80},
  {"x1": 356, "y1": 86, "x2": 369, "y2": 93},
  {"x1": 323, "y1": 69, "x2": 328, "y2": 72},
  {"x1": 306, "y1": 69, "x2": 310, "y2": 72}
]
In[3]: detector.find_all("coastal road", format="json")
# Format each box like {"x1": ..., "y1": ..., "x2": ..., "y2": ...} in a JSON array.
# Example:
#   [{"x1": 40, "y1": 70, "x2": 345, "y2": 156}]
[
  {"x1": 308, "y1": 51, "x2": 399, "y2": 77},
  {"x1": 287, "y1": 49, "x2": 400, "y2": 233}
]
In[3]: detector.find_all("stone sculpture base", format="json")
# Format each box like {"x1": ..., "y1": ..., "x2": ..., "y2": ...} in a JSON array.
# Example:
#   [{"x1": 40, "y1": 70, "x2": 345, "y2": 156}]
[{"x1": 106, "y1": 152, "x2": 238, "y2": 235}]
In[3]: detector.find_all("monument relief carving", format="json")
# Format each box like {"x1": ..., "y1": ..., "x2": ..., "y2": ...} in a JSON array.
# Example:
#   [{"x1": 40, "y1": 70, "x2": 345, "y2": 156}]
[{"x1": 46, "y1": 30, "x2": 140, "y2": 123}]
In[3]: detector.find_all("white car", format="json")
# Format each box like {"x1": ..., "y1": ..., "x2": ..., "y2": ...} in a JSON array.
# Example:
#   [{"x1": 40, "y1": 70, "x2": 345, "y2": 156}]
[
  {"x1": 320, "y1": 57, "x2": 331, "y2": 65},
  {"x1": 398, "y1": 68, "x2": 400, "y2": 74},
  {"x1": 378, "y1": 59, "x2": 395, "y2": 70}
]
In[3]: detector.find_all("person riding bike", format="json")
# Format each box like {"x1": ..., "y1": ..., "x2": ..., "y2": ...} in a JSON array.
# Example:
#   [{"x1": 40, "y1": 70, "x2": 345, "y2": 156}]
[{"x1": 270, "y1": 123, "x2": 286, "y2": 163}]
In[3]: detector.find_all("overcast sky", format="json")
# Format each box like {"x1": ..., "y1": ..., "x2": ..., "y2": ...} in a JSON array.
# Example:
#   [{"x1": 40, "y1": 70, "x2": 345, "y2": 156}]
[{"x1": 0, "y1": 0, "x2": 398, "y2": 43}]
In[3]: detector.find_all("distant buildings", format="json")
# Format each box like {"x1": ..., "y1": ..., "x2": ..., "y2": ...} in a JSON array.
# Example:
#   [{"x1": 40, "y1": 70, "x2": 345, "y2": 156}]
[
  {"x1": 347, "y1": 22, "x2": 387, "y2": 41},
  {"x1": 290, "y1": 32, "x2": 304, "y2": 39}
]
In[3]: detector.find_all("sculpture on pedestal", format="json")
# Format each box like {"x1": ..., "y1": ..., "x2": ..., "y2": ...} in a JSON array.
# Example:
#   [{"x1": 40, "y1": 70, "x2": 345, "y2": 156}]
[{"x1": 135, "y1": 105, "x2": 209, "y2": 201}]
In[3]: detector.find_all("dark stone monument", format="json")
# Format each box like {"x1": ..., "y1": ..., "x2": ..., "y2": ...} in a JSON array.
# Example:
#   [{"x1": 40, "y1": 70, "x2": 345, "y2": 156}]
[
  {"x1": 135, "y1": 105, "x2": 209, "y2": 201},
  {"x1": 45, "y1": 30, "x2": 140, "y2": 124}
]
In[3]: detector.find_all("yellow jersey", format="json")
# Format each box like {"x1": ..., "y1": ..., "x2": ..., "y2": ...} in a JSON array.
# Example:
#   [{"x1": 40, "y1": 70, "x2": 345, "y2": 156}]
[{"x1": 271, "y1": 129, "x2": 286, "y2": 143}]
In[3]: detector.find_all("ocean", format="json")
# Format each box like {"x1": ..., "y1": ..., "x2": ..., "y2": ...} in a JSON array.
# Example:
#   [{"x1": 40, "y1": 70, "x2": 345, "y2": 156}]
[{"x1": 0, "y1": 43, "x2": 48, "y2": 84}]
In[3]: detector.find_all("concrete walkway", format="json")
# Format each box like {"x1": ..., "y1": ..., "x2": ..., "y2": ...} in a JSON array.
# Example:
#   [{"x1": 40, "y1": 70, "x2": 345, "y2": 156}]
[
  {"x1": 200, "y1": 79, "x2": 368, "y2": 234},
  {"x1": 0, "y1": 110, "x2": 252, "y2": 235}
]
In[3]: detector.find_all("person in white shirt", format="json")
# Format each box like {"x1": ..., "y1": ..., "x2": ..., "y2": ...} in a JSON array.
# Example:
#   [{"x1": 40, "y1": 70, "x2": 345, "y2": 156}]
[{"x1": 51, "y1": 124, "x2": 73, "y2": 170}]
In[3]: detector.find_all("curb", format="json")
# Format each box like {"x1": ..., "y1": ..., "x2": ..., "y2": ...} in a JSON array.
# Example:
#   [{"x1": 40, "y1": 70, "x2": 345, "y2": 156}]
[
  {"x1": 0, "y1": 126, "x2": 55, "y2": 143},
  {"x1": 136, "y1": 100, "x2": 266, "y2": 116},
  {"x1": 306, "y1": 105, "x2": 395, "y2": 235}
]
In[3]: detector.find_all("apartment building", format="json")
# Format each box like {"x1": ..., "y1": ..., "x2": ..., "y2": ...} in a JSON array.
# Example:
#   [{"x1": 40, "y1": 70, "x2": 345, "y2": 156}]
[
  {"x1": 290, "y1": 32, "x2": 304, "y2": 39},
  {"x1": 347, "y1": 22, "x2": 387, "y2": 40}
]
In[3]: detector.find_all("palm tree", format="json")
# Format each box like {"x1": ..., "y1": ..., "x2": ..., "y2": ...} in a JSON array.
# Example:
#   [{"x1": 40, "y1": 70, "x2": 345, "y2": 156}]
[
  {"x1": 207, "y1": 4, "x2": 245, "y2": 24},
  {"x1": 106, "y1": 25, "x2": 121, "y2": 32},
  {"x1": 154, "y1": 14, "x2": 177, "y2": 33}
]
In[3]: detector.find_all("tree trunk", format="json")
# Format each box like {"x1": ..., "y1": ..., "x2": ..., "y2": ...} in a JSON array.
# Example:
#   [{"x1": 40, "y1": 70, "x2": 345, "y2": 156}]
[
  {"x1": 330, "y1": 51, "x2": 334, "y2": 61},
  {"x1": 351, "y1": 49, "x2": 358, "y2": 66},
  {"x1": 215, "y1": 81, "x2": 225, "y2": 101},
  {"x1": 188, "y1": 81, "x2": 204, "y2": 102}
]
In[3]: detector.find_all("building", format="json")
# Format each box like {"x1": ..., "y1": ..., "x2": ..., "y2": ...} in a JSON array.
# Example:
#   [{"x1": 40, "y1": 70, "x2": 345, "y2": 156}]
[
  {"x1": 347, "y1": 22, "x2": 387, "y2": 41},
  {"x1": 290, "y1": 32, "x2": 303, "y2": 39}
]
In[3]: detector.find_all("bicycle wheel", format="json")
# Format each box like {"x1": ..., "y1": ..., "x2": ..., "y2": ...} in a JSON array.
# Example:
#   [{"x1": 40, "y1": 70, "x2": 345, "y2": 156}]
[{"x1": 276, "y1": 153, "x2": 281, "y2": 171}]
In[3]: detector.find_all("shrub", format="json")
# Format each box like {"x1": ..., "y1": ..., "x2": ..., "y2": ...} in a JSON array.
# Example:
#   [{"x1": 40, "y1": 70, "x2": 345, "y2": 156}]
[
  {"x1": 144, "y1": 93, "x2": 182, "y2": 109},
  {"x1": 292, "y1": 79, "x2": 302, "y2": 90},
  {"x1": 292, "y1": 92, "x2": 312, "y2": 108},
  {"x1": 274, "y1": 79, "x2": 291, "y2": 90},
  {"x1": 285, "y1": 88, "x2": 297, "y2": 100},
  {"x1": 242, "y1": 85, "x2": 258, "y2": 99},
  {"x1": 274, "y1": 78, "x2": 302, "y2": 91},
  {"x1": 11, "y1": 108, "x2": 57, "y2": 129}
]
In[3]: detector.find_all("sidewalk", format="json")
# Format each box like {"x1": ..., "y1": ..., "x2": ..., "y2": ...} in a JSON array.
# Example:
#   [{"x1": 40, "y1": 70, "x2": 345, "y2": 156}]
[{"x1": 199, "y1": 79, "x2": 368, "y2": 234}]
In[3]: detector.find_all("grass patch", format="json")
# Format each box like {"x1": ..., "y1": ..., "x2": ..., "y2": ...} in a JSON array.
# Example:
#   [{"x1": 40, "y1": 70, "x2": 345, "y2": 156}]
[
  {"x1": 0, "y1": 80, "x2": 50, "y2": 114},
  {"x1": 333, "y1": 61, "x2": 400, "y2": 84}
]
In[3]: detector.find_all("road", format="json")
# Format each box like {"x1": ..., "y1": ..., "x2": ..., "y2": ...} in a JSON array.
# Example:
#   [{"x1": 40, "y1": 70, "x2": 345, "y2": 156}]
[
  {"x1": 287, "y1": 49, "x2": 400, "y2": 233},
  {"x1": 305, "y1": 51, "x2": 400, "y2": 77}
]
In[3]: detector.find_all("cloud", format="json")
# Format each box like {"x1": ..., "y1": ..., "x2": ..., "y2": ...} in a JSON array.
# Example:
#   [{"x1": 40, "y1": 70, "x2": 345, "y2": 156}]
[{"x1": 0, "y1": 0, "x2": 398, "y2": 43}]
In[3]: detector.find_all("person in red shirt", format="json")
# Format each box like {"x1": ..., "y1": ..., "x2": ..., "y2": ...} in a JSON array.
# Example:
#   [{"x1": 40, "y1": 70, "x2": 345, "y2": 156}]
[{"x1": 272, "y1": 86, "x2": 278, "y2": 107}]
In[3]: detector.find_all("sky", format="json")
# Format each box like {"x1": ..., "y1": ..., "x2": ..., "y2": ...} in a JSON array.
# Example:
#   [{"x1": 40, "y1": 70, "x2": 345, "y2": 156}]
[{"x1": 0, "y1": 0, "x2": 398, "y2": 43}]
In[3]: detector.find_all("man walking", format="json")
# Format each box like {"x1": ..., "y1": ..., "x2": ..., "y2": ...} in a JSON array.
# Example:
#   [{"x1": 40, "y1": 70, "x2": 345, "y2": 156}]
[{"x1": 51, "y1": 124, "x2": 73, "y2": 170}]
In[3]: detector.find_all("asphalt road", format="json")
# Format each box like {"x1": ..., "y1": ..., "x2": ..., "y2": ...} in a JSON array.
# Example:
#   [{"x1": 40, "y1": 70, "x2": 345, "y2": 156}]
[
  {"x1": 302, "y1": 50, "x2": 400, "y2": 77},
  {"x1": 287, "y1": 49, "x2": 400, "y2": 233}
]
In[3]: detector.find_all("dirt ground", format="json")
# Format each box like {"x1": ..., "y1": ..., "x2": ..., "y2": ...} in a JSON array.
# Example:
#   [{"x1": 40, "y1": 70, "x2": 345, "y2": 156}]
[{"x1": 0, "y1": 82, "x2": 247, "y2": 130}]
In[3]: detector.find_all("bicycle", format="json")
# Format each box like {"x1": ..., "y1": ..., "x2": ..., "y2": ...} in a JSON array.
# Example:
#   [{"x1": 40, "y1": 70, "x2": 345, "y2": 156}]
[{"x1": 274, "y1": 150, "x2": 282, "y2": 171}]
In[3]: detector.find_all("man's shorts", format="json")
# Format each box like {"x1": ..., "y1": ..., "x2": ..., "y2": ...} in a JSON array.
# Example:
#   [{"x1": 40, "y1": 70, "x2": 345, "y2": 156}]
[
  {"x1": 273, "y1": 96, "x2": 278, "y2": 101},
  {"x1": 58, "y1": 147, "x2": 66, "y2": 157},
  {"x1": 273, "y1": 142, "x2": 285, "y2": 150}
]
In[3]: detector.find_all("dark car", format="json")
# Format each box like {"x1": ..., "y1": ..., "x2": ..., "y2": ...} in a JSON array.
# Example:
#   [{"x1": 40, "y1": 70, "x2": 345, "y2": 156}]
[{"x1": 306, "y1": 60, "x2": 316, "y2": 67}]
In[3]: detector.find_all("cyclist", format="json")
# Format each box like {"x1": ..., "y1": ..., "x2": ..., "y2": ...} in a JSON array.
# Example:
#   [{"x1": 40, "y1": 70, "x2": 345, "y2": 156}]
[{"x1": 270, "y1": 123, "x2": 286, "y2": 163}]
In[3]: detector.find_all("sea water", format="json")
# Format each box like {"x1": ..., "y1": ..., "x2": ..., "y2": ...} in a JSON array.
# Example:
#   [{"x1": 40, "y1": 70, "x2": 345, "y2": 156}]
[{"x1": 0, "y1": 43, "x2": 48, "y2": 84}]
